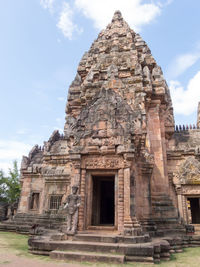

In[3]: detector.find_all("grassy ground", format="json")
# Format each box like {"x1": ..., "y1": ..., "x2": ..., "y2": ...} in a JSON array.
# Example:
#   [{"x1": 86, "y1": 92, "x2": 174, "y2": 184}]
[
  {"x1": 1, "y1": 231, "x2": 200, "y2": 266},
  {"x1": 0, "y1": 231, "x2": 50, "y2": 262}
]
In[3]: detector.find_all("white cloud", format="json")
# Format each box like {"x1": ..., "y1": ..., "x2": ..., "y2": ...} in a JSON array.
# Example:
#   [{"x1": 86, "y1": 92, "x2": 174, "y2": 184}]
[
  {"x1": 169, "y1": 71, "x2": 200, "y2": 116},
  {"x1": 167, "y1": 47, "x2": 200, "y2": 79},
  {"x1": 40, "y1": 0, "x2": 80, "y2": 39},
  {"x1": 40, "y1": 0, "x2": 55, "y2": 13},
  {"x1": 158, "y1": 0, "x2": 173, "y2": 7},
  {"x1": 0, "y1": 140, "x2": 32, "y2": 173},
  {"x1": 57, "y1": 2, "x2": 79, "y2": 40},
  {"x1": 40, "y1": 0, "x2": 171, "y2": 39},
  {"x1": 74, "y1": 0, "x2": 162, "y2": 31}
]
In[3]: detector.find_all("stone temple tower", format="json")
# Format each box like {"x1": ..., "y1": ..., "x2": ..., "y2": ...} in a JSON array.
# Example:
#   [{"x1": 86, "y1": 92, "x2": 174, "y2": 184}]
[{"x1": 16, "y1": 11, "x2": 182, "y2": 236}]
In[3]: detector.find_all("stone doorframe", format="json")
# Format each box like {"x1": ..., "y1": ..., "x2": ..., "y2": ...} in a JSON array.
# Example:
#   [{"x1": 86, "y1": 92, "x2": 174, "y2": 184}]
[
  {"x1": 184, "y1": 195, "x2": 200, "y2": 224},
  {"x1": 84, "y1": 170, "x2": 118, "y2": 230},
  {"x1": 175, "y1": 185, "x2": 200, "y2": 224},
  {"x1": 77, "y1": 154, "x2": 141, "y2": 234},
  {"x1": 77, "y1": 155, "x2": 125, "y2": 233}
]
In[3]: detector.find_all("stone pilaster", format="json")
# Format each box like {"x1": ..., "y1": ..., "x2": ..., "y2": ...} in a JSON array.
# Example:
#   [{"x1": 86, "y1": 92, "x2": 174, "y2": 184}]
[
  {"x1": 118, "y1": 168, "x2": 124, "y2": 233},
  {"x1": 123, "y1": 168, "x2": 142, "y2": 236},
  {"x1": 78, "y1": 169, "x2": 86, "y2": 231},
  {"x1": 148, "y1": 101, "x2": 168, "y2": 193}
]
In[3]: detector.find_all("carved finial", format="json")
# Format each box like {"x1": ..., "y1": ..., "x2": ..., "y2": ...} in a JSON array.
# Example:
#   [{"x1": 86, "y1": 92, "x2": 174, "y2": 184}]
[{"x1": 112, "y1": 10, "x2": 123, "y2": 22}]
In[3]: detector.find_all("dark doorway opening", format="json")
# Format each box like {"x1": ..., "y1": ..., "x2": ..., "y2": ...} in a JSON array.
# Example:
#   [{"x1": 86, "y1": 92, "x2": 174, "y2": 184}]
[
  {"x1": 92, "y1": 176, "x2": 115, "y2": 226},
  {"x1": 188, "y1": 198, "x2": 200, "y2": 223}
]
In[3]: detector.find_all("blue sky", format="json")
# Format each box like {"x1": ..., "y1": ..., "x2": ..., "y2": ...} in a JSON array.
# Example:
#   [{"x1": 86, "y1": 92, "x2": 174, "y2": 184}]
[{"x1": 0, "y1": 0, "x2": 200, "y2": 172}]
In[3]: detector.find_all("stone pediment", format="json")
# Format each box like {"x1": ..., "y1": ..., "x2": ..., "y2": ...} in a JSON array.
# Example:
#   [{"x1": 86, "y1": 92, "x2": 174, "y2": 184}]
[
  {"x1": 175, "y1": 157, "x2": 200, "y2": 184},
  {"x1": 65, "y1": 88, "x2": 143, "y2": 146}
]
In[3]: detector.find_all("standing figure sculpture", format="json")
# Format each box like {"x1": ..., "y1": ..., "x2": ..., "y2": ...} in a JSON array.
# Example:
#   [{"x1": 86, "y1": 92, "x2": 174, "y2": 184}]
[{"x1": 64, "y1": 185, "x2": 81, "y2": 234}]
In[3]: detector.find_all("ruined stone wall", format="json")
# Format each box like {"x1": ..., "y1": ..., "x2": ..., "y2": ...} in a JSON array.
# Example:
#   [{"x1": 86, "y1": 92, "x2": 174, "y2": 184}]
[
  {"x1": 168, "y1": 129, "x2": 200, "y2": 223},
  {"x1": 18, "y1": 132, "x2": 71, "y2": 216}
]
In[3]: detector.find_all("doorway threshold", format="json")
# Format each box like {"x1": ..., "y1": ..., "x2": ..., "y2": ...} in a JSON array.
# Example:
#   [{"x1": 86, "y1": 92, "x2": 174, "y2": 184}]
[{"x1": 87, "y1": 225, "x2": 116, "y2": 231}]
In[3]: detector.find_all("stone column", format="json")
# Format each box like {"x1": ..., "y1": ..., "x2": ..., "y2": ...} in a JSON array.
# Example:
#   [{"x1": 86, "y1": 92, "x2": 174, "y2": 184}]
[
  {"x1": 78, "y1": 169, "x2": 86, "y2": 231},
  {"x1": 175, "y1": 186, "x2": 184, "y2": 221},
  {"x1": 17, "y1": 177, "x2": 31, "y2": 213},
  {"x1": 123, "y1": 168, "x2": 141, "y2": 236},
  {"x1": 148, "y1": 100, "x2": 169, "y2": 193},
  {"x1": 118, "y1": 169, "x2": 124, "y2": 233},
  {"x1": 182, "y1": 195, "x2": 189, "y2": 223}
]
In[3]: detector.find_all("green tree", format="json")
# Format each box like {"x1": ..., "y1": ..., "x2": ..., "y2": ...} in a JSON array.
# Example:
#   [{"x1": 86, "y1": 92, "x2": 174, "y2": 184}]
[
  {"x1": 0, "y1": 169, "x2": 7, "y2": 202},
  {"x1": 0, "y1": 161, "x2": 20, "y2": 204}
]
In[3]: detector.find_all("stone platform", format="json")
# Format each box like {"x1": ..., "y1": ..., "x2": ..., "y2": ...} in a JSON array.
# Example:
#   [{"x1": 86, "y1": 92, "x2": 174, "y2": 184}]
[
  {"x1": 0, "y1": 212, "x2": 66, "y2": 234},
  {"x1": 28, "y1": 231, "x2": 200, "y2": 264}
]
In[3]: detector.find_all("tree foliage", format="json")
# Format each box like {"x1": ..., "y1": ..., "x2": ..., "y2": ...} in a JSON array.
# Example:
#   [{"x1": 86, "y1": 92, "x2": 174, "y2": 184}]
[{"x1": 0, "y1": 161, "x2": 20, "y2": 204}]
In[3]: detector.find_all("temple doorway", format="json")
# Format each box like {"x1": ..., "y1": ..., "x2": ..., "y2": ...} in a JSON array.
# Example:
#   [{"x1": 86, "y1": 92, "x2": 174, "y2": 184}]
[
  {"x1": 91, "y1": 176, "x2": 115, "y2": 226},
  {"x1": 188, "y1": 198, "x2": 200, "y2": 223}
]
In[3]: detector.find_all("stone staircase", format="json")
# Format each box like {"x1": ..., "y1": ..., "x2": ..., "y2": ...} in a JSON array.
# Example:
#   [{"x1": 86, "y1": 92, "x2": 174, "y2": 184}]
[
  {"x1": 28, "y1": 231, "x2": 182, "y2": 264},
  {"x1": 151, "y1": 194, "x2": 185, "y2": 236}
]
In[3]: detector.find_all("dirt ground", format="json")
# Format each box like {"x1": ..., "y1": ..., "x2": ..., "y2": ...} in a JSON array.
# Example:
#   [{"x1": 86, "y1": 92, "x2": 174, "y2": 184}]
[{"x1": 0, "y1": 251, "x2": 94, "y2": 267}]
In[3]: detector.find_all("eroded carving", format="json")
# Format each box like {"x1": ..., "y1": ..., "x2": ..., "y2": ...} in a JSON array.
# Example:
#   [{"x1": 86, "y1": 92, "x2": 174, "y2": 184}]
[
  {"x1": 83, "y1": 156, "x2": 123, "y2": 169},
  {"x1": 21, "y1": 156, "x2": 30, "y2": 170},
  {"x1": 43, "y1": 130, "x2": 60, "y2": 153},
  {"x1": 175, "y1": 157, "x2": 200, "y2": 184},
  {"x1": 141, "y1": 149, "x2": 154, "y2": 165}
]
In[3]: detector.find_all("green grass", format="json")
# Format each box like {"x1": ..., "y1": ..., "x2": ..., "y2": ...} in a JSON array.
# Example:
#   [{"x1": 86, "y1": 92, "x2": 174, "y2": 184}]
[
  {"x1": 0, "y1": 261, "x2": 10, "y2": 265},
  {"x1": 0, "y1": 231, "x2": 28, "y2": 253},
  {"x1": 1, "y1": 231, "x2": 200, "y2": 266},
  {"x1": 0, "y1": 231, "x2": 50, "y2": 261}
]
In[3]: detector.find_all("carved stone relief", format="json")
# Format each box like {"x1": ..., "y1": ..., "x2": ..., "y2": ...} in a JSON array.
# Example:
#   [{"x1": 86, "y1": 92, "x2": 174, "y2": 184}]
[
  {"x1": 82, "y1": 156, "x2": 124, "y2": 169},
  {"x1": 175, "y1": 157, "x2": 200, "y2": 184}
]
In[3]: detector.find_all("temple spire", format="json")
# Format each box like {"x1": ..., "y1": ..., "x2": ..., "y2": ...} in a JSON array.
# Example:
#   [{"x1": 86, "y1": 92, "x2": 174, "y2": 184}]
[{"x1": 112, "y1": 10, "x2": 123, "y2": 22}]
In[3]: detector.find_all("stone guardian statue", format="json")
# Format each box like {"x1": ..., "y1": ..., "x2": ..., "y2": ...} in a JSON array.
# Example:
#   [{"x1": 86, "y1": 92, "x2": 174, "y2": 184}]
[{"x1": 64, "y1": 185, "x2": 81, "y2": 234}]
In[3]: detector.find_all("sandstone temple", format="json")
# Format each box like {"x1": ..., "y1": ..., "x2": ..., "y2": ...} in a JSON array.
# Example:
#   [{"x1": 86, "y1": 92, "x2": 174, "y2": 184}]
[{"x1": 2, "y1": 11, "x2": 200, "y2": 264}]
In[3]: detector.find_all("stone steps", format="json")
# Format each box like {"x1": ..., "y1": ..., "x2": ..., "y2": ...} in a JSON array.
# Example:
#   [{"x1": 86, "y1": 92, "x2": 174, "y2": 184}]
[
  {"x1": 126, "y1": 255, "x2": 154, "y2": 263},
  {"x1": 29, "y1": 239, "x2": 154, "y2": 257},
  {"x1": 0, "y1": 223, "x2": 31, "y2": 233},
  {"x1": 28, "y1": 233, "x2": 200, "y2": 264},
  {"x1": 30, "y1": 238, "x2": 157, "y2": 264},
  {"x1": 74, "y1": 233, "x2": 151, "y2": 244},
  {"x1": 50, "y1": 250, "x2": 125, "y2": 264}
]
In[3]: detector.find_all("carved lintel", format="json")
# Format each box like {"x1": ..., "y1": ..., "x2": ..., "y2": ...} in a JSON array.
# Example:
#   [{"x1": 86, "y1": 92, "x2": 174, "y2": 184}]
[
  {"x1": 81, "y1": 156, "x2": 124, "y2": 169},
  {"x1": 181, "y1": 185, "x2": 200, "y2": 195}
]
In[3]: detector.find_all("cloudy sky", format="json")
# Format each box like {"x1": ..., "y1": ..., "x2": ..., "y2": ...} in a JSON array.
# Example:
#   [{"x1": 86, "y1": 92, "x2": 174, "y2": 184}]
[{"x1": 0, "y1": 0, "x2": 200, "y2": 172}]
